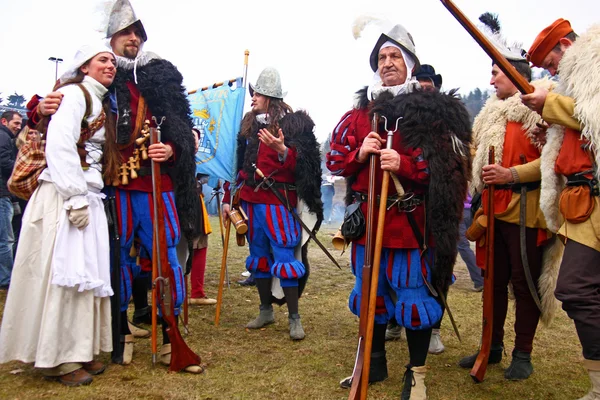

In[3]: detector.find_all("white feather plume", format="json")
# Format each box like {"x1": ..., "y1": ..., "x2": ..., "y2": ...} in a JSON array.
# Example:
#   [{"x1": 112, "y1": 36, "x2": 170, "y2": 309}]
[
  {"x1": 352, "y1": 15, "x2": 383, "y2": 39},
  {"x1": 478, "y1": 12, "x2": 525, "y2": 61}
]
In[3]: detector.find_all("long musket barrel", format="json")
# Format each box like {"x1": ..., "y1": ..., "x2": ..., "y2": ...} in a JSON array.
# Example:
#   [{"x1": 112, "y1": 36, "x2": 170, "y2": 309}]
[
  {"x1": 440, "y1": 0, "x2": 534, "y2": 94},
  {"x1": 470, "y1": 146, "x2": 496, "y2": 382},
  {"x1": 348, "y1": 114, "x2": 378, "y2": 400},
  {"x1": 150, "y1": 118, "x2": 201, "y2": 371}
]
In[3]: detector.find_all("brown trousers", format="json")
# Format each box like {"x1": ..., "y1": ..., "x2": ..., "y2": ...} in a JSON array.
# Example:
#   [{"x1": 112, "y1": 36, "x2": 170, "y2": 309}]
[
  {"x1": 491, "y1": 220, "x2": 543, "y2": 353},
  {"x1": 555, "y1": 240, "x2": 600, "y2": 360}
]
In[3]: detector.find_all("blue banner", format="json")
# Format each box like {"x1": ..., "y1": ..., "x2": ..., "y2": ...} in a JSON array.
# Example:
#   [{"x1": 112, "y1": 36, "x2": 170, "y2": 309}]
[{"x1": 188, "y1": 77, "x2": 245, "y2": 183}]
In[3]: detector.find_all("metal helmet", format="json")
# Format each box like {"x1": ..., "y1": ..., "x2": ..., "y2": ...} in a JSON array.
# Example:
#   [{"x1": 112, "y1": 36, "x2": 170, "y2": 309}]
[
  {"x1": 249, "y1": 67, "x2": 286, "y2": 99},
  {"x1": 369, "y1": 24, "x2": 420, "y2": 73},
  {"x1": 106, "y1": 0, "x2": 148, "y2": 42}
]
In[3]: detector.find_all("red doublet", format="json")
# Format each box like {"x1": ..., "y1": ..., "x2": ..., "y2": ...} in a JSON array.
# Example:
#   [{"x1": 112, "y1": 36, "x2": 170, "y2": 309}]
[
  {"x1": 555, "y1": 128, "x2": 593, "y2": 177},
  {"x1": 482, "y1": 121, "x2": 541, "y2": 215},
  {"x1": 117, "y1": 81, "x2": 174, "y2": 193},
  {"x1": 238, "y1": 141, "x2": 298, "y2": 207},
  {"x1": 327, "y1": 107, "x2": 429, "y2": 249}
]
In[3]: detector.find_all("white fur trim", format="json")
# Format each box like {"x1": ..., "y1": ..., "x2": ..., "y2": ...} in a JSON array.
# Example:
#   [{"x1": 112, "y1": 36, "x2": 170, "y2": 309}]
[{"x1": 470, "y1": 78, "x2": 553, "y2": 194}]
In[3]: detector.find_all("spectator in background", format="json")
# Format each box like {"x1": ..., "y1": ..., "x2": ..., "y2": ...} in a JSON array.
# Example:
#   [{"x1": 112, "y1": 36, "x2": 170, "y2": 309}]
[
  {"x1": 459, "y1": 193, "x2": 484, "y2": 292},
  {"x1": 321, "y1": 174, "x2": 335, "y2": 224},
  {"x1": 11, "y1": 126, "x2": 40, "y2": 256},
  {"x1": 188, "y1": 128, "x2": 216, "y2": 305},
  {"x1": 0, "y1": 110, "x2": 22, "y2": 290}
]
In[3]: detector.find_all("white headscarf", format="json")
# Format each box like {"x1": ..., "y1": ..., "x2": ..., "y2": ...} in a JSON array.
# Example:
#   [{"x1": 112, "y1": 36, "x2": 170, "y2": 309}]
[
  {"x1": 59, "y1": 42, "x2": 116, "y2": 84},
  {"x1": 367, "y1": 41, "x2": 419, "y2": 101}
]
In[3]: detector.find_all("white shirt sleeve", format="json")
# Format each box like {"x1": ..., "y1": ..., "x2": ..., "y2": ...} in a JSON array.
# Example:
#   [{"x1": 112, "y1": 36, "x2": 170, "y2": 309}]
[{"x1": 45, "y1": 85, "x2": 89, "y2": 209}]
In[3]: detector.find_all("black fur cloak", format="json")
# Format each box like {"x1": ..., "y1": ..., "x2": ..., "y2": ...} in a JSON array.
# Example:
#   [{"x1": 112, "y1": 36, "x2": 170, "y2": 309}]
[
  {"x1": 237, "y1": 110, "x2": 324, "y2": 302},
  {"x1": 367, "y1": 88, "x2": 472, "y2": 294},
  {"x1": 113, "y1": 57, "x2": 200, "y2": 240}
]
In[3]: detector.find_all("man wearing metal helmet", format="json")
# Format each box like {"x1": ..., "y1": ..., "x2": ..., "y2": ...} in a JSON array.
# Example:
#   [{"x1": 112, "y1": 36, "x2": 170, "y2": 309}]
[
  {"x1": 222, "y1": 67, "x2": 322, "y2": 341},
  {"x1": 522, "y1": 19, "x2": 600, "y2": 399},
  {"x1": 31, "y1": 0, "x2": 201, "y2": 373},
  {"x1": 327, "y1": 24, "x2": 471, "y2": 399}
]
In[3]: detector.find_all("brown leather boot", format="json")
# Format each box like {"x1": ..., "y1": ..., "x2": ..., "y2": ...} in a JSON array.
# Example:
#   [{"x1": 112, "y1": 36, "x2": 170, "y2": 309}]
[
  {"x1": 55, "y1": 368, "x2": 93, "y2": 387},
  {"x1": 81, "y1": 360, "x2": 106, "y2": 376}
]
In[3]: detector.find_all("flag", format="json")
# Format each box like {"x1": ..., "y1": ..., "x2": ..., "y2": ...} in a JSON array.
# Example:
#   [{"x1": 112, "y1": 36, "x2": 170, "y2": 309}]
[{"x1": 188, "y1": 77, "x2": 245, "y2": 183}]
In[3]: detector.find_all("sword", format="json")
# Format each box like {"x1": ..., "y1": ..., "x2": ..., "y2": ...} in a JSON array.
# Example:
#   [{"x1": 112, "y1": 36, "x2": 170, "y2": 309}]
[
  {"x1": 252, "y1": 164, "x2": 342, "y2": 270},
  {"x1": 518, "y1": 155, "x2": 543, "y2": 312}
]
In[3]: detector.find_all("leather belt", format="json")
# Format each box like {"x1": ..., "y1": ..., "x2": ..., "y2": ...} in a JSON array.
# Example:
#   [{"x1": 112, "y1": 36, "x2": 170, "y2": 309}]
[
  {"x1": 245, "y1": 179, "x2": 296, "y2": 191},
  {"x1": 138, "y1": 165, "x2": 168, "y2": 177},
  {"x1": 566, "y1": 171, "x2": 599, "y2": 196},
  {"x1": 495, "y1": 181, "x2": 540, "y2": 192},
  {"x1": 354, "y1": 191, "x2": 423, "y2": 212}
]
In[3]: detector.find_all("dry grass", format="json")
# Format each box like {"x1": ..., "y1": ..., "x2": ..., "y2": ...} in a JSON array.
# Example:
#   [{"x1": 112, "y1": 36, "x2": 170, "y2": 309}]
[{"x1": 0, "y1": 217, "x2": 589, "y2": 399}]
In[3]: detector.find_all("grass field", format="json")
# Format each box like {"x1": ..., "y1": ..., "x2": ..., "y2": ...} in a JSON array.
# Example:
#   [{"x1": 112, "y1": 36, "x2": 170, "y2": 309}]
[{"x1": 0, "y1": 217, "x2": 589, "y2": 399}]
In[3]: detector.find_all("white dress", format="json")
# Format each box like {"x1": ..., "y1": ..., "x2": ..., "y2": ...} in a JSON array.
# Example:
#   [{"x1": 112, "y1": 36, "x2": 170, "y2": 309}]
[{"x1": 0, "y1": 76, "x2": 112, "y2": 368}]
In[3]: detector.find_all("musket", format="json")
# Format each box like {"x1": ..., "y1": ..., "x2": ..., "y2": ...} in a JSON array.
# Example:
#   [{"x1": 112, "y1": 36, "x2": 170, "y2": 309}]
[
  {"x1": 358, "y1": 116, "x2": 400, "y2": 399},
  {"x1": 106, "y1": 195, "x2": 123, "y2": 364},
  {"x1": 471, "y1": 146, "x2": 496, "y2": 383},
  {"x1": 150, "y1": 117, "x2": 201, "y2": 371},
  {"x1": 251, "y1": 164, "x2": 342, "y2": 270},
  {"x1": 348, "y1": 114, "x2": 379, "y2": 400},
  {"x1": 439, "y1": 0, "x2": 534, "y2": 94}
]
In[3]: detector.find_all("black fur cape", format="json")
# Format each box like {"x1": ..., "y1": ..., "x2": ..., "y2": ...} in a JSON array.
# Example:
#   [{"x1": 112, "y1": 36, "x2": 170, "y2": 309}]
[
  {"x1": 112, "y1": 58, "x2": 200, "y2": 240},
  {"x1": 237, "y1": 110, "x2": 324, "y2": 220},
  {"x1": 237, "y1": 110, "x2": 323, "y2": 302},
  {"x1": 364, "y1": 88, "x2": 472, "y2": 294}
]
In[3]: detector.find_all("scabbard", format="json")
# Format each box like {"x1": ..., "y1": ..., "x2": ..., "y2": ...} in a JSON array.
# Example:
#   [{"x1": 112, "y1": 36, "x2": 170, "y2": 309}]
[{"x1": 519, "y1": 182, "x2": 543, "y2": 312}]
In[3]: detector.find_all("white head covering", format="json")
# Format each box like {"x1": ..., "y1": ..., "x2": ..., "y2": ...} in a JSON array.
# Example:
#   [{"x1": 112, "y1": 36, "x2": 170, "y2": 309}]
[
  {"x1": 367, "y1": 41, "x2": 419, "y2": 101},
  {"x1": 59, "y1": 43, "x2": 115, "y2": 84}
]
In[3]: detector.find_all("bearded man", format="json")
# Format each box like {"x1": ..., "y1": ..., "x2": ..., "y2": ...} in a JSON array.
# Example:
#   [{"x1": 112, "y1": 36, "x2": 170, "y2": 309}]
[{"x1": 30, "y1": 0, "x2": 201, "y2": 373}]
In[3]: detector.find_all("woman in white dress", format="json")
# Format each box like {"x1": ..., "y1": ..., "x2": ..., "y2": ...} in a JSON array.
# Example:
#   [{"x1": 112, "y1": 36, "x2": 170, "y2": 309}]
[{"x1": 0, "y1": 43, "x2": 121, "y2": 386}]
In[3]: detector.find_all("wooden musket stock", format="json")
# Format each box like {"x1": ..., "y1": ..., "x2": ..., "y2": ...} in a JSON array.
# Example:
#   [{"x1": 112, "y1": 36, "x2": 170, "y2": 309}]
[
  {"x1": 470, "y1": 146, "x2": 496, "y2": 383},
  {"x1": 150, "y1": 125, "x2": 201, "y2": 372},
  {"x1": 440, "y1": 0, "x2": 534, "y2": 94},
  {"x1": 348, "y1": 114, "x2": 379, "y2": 400}
]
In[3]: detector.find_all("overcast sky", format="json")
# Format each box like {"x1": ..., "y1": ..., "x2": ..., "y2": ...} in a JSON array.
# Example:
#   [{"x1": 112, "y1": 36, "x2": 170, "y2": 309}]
[{"x1": 1, "y1": 0, "x2": 598, "y2": 142}]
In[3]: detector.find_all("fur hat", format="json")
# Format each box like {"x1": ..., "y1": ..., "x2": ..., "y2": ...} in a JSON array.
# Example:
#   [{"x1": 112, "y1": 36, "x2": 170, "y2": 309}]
[
  {"x1": 369, "y1": 24, "x2": 420, "y2": 73},
  {"x1": 106, "y1": 0, "x2": 148, "y2": 42},
  {"x1": 249, "y1": 67, "x2": 286, "y2": 99},
  {"x1": 60, "y1": 42, "x2": 115, "y2": 83},
  {"x1": 527, "y1": 18, "x2": 574, "y2": 67},
  {"x1": 415, "y1": 64, "x2": 442, "y2": 89}
]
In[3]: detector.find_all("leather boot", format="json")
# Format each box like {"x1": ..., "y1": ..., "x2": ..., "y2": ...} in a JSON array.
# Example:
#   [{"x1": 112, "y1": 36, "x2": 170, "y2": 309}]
[
  {"x1": 401, "y1": 364, "x2": 429, "y2": 400},
  {"x1": 128, "y1": 321, "x2": 150, "y2": 338},
  {"x1": 428, "y1": 329, "x2": 445, "y2": 354},
  {"x1": 579, "y1": 359, "x2": 600, "y2": 400},
  {"x1": 54, "y1": 368, "x2": 93, "y2": 387},
  {"x1": 339, "y1": 350, "x2": 388, "y2": 389},
  {"x1": 504, "y1": 349, "x2": 533, "y2": 380},
  {"x1": 458, "y1": 343, "x2": 503, "y2": 368},
  {"x1": 133, "y1": 306, "x2": 152, "y2": 325},
  {"x1": 122, "y1": 334, "x2": 134, "y2": 365},
  {"x1": 289, "y1": 314, "x2": 305, "y2": 340},
  {"x1": 81, "y1": 360, "x2": 106, "y2": 375},
  {"x1": 246, "y1": 305, "x2": 275, "y2": 329}
]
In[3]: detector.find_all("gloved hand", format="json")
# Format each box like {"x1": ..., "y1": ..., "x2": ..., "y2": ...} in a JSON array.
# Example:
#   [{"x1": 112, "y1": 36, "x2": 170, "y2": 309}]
[{"x1": 68, "y1": 206, "x2": 89, "y2": 229}]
